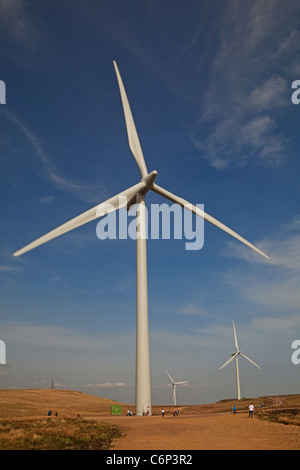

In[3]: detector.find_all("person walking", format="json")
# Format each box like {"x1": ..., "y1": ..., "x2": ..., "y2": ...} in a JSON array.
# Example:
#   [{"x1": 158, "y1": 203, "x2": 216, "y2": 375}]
[{"x1": 161, "y1": 408, "x2": 165, "y2": 417}]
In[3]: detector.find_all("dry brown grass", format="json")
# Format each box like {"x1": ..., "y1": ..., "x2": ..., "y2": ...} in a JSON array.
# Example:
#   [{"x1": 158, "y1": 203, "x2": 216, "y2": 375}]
[
  {"x1": 0, "y1": 390, "x2": 299, "y2": 450},
  {"x1": 0, "y1": 417, "x2": 122, "y2": 450},
  {"x1": 0, "y1": 389, "x2": 128, "y2": 449},
  {"x1": 1, "y1": 389, "x2": 299, "y2": 420},
  {"x1": 0, "y1": 389, "x2": 128, "y2": 418},
  {"x1": 259, "y1": 408, "x2": 300, "y2": 427},
  {"x1": 151, "y1": 393, "x2": 300, "y2": 420}
]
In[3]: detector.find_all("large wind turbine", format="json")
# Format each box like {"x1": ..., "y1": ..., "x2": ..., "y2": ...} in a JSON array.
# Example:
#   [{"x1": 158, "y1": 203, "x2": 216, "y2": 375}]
[
  {"x1": 218, "y1": 321, "x2": 262, "y2": 400},
  {"x1": 165, "y1": 370, "x2": 189, "y2": 406},
  {"x1": 13, "y1": 61, "x2": 269, "y2": 416}
]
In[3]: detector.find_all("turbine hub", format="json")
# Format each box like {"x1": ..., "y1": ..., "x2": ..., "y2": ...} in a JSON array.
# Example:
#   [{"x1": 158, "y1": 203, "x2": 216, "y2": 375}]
[
  {"x1": 126, "y1": 171, "x2": 158, "y2": 211},
  {"x1": 141, "y1": 170, "x2": 158, "y2": 193}
]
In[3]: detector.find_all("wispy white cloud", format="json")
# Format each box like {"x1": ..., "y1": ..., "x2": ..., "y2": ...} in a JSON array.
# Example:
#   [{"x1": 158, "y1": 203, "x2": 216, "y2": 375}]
[
  {"x1": 251, "y1": 314, "x2": 300, "y2": 332},
  {"x1": 226, "y1": 216, "x2": 300, "y2": 271},
  {"x1": 224, "y1": 215, "x2": 300, "y2": 311},
  {"x1": 182, "y1": 304, "x2": 209, "y2": 316},
  {"x1": 272, "y1": 28, "x2": 300, "y2": 58},
  {"x1": 1, "y1": 321, "x2": 134, "y2": 351},
  {"x1": 2, "y1": 0, "x2": 50, "y2": 70},
  {"x1": 247, "y1": 77, "x2": 288, "y2": 110},
  {"x1": 0, "y1": 265, "x2": 23, "y2": 272},
  {"x1": 191, "y1": 0, "x2": 299, "y2": 169},
  {"x1": 38, "y1": 196, "x2": 55, "y2": 204},
  {"x1": 2, "y1": 109, "x2": 107, "y2": 203},
  {"x1": 155, "y1": 382, "x2": 212, "y2": 389},
  {"x1": 83, "y1": 382, "x2": 130, "y2": 389},
  {"x1": 240, "y1": 275, "x2": 300, "y2": 310},
  {"x1": 236, "y1": 115, "x2": 286, "y2": 166},
  {"x1": 2, "y1": 0, "x2": 39, "y2": 47}
]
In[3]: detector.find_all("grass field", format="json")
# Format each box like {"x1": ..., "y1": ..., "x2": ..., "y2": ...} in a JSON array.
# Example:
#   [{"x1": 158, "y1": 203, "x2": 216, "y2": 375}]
[
  {"x1": 0, "y1": 389, "x2": 299, "y2": 450},
  {"x1": 0, "y1": 416, "x2": 122, "y2": 450},
  {"x1": 0, "y1": 389, "x2": 126, "y2": 450}
]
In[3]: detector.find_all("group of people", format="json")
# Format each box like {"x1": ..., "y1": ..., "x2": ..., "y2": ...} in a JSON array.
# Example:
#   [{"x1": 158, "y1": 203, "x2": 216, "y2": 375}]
[
  {"x1": 232, "y1": 403, "x2": 259, "y2": 418},
  {"x1": 127, "y1": 403, "x2": 260, "y2": 418},
  {"x1": 47, "y1": 409, "x2": 58, "y2": 417},
  {"x1": 161, "y1": 408, "x2": 180, "y2": 417}
]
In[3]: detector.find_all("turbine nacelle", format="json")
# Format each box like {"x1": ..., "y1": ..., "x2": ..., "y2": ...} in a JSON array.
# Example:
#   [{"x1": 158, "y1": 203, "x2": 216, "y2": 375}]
[
  {"x1": 142, "y1": 170, "x2": 158, "y2": 188},
  {"x1": 126, "y1": 170, "x2": 157, "y2": 211},
  {"x1": 139, "y1": 170, "x2": 158, "y2": 197}
]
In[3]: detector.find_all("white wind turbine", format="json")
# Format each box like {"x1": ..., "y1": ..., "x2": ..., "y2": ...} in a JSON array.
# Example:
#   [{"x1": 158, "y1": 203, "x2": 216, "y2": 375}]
[
  {"x1": 165, "y1": 370, "x2": 189, "y2": 406},
  {"x1": 219, "y1": 321, "x2": 262, "y2": 400},
  {"x1": 13, "y1": 61, "x2": 269, "y2": 416}
]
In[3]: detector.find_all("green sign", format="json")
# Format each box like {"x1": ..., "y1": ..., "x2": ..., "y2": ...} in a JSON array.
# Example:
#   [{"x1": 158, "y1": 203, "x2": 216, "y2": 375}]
[{"x1": 110, "y1": 405, "x2": 122, "y2": 415}]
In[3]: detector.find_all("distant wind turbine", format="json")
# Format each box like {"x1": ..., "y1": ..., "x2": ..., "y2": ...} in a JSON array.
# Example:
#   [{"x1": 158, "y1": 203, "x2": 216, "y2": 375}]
[
  {"x1": 165, "y1": 370, "x2": 189, "y2": 406},
  {"x1": 219, "y1": 321, "x2": 262, "y2": 400},
  {"x1": 13, "y1": 61, "x2": 269, "y2": 416}
]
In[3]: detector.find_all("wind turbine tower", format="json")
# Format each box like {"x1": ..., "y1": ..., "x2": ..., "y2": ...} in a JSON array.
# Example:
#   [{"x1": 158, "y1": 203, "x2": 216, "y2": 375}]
[
  {"x1": 13, "y1": 62, "x2": 269, "y2": 416},
  {"x1": 165, "y1": 370, "x2": 189, "y2": 406},
  {"x1": 219, "y1": 321, "x2": 262, "y2": 400}
]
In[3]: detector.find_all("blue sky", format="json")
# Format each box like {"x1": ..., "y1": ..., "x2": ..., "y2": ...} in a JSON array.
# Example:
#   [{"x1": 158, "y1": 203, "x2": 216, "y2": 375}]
[{"x1": 0, "y1": 0, "x2": 299, "y2": 405}]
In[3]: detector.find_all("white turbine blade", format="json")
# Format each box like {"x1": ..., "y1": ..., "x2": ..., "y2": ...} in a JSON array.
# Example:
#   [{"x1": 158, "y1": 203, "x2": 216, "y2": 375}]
[
  {"x1": 239, "y1": 353, "x2": 262, "y2": 370},
  {"x1": 152, "y1": 183, "x2": 269, "y2": 260},
  {"x1": 13, "y1": 180, "x2": 146, "y2": 257},
  {"x1": 165, "y1": 370, "x2": 175, "y2": 383},
  {"x1": 176, "y1": 381, "x2": 189, "y2": 385},
  {"x1": 113, "y1": 61, "x2": 148, "y2": 178},
  {"x1": 218, "y1": 353, "x2": 238, "y2": 370},
  {"x1": 233, "y1": 321, "x2": 239, "y2": 352}
]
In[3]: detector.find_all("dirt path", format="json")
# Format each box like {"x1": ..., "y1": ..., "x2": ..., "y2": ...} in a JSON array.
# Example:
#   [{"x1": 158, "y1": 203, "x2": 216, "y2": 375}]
[{"x1": 94, "y1": 413, "x2": 300, "y2": 450}]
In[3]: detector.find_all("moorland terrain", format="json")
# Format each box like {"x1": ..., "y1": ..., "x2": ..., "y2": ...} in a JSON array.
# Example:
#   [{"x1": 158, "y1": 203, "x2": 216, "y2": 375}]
[{"x1": 0, "y1": 389, "x2": 299, "y2": 450}]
